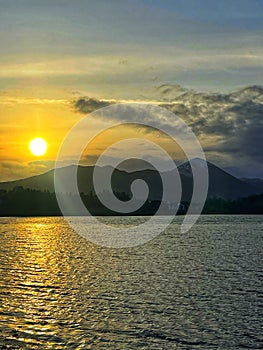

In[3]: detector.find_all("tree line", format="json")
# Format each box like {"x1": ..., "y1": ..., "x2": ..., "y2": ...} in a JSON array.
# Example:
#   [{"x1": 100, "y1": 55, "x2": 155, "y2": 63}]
[{"x1": 0, "y1": 186, "x2": 262, "y2": 216}]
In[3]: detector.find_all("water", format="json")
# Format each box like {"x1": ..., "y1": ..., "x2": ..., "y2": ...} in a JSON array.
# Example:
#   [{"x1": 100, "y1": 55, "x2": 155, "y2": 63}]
[{"x1": 0, "y1": 216, "x2": 262, "y2": 349}]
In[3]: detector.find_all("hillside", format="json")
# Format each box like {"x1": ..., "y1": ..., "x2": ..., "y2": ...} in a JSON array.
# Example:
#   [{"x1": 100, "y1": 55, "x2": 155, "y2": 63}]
[{"x1": 0, "y1": 159, "x2": 261, "y2": 201}]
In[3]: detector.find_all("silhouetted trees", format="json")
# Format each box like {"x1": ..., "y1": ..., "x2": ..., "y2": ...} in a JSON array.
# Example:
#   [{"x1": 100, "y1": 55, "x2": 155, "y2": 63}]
[{"x1": 0, "y1": 186, "x2": 262, "y2": 216}]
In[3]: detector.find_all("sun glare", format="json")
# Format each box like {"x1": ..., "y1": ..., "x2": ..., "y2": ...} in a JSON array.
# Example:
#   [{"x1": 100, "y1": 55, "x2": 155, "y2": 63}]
[{"x1": 29, "y1": 138, "x2": 47, "y2": 156}]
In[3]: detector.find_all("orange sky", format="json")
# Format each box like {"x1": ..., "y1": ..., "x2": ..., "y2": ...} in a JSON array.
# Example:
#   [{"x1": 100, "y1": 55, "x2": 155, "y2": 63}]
[{"x1": 1, "y1": 0, "x2": 263, "y2": 180}]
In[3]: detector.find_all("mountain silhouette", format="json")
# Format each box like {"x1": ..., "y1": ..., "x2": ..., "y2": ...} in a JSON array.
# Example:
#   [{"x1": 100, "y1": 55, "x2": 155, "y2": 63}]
[
  {"x1": 177, "y1": 158, "x2": 261, "y2": 200},
  {"x1": 0, "y1": 159, "x2": 261, "y2": 201}
]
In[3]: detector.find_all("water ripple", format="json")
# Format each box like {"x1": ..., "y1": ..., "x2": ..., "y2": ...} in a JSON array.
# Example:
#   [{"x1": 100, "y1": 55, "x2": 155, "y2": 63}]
[{"x1": 0, "y1": 215, "x2": 262, "y2": 349}]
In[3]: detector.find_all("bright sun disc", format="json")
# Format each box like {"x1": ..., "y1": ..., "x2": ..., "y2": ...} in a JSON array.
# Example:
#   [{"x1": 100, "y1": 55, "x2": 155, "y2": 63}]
[{"x1": 29, "y1": 138, "x2": 47, "y2": 156}]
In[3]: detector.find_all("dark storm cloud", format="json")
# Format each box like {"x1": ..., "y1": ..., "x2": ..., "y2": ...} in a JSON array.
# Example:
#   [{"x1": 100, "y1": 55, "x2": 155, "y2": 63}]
[
  {"x1": 73, "y1": 97, "x2": 115, "y2": 114},
  {"x1": 73, "y1": 84, "x2": 263, "y2": 165},
  {"x1": 239, "y1": 125, "x2": 263, "y2": 163},
  {"x1": 203, "y1": 142, "x2": 241, "y2": 155},
  {"x1": 161, "y1": 85, "x2": 263, "y2": 164}
]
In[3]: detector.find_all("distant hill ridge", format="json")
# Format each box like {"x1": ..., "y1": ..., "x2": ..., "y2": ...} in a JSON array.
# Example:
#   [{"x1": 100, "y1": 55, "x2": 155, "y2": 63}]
[{"x1": 0, "y1": 159, "x2": 261, "y2": 201}]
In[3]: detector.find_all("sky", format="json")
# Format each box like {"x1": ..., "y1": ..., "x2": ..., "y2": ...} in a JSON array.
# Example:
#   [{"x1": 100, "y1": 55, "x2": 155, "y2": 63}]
[{"x1": 0, "y1": 0, "x2": 263, "y2": 180}]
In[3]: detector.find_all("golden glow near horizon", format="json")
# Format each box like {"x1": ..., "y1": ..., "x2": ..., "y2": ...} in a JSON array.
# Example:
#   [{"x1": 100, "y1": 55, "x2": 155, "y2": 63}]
[{"x1": 29, "y1": 138, "x2": 47, "y2": 157}]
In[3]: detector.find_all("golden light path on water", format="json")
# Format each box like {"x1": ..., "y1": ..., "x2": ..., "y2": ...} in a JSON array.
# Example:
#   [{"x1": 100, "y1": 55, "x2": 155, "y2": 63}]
[{"x1": 0, "y1": 216, "x2": 262, "y2": 349}]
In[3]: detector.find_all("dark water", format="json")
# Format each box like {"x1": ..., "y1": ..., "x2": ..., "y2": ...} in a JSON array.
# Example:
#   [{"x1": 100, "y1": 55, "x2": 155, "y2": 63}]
[{"x1": 0, "y1": 216, "x2": 262, "y2": 349}]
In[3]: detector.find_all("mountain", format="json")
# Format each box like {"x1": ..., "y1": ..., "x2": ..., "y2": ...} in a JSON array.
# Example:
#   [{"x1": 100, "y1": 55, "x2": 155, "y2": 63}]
[
  {"x1": 0, "y1": 159, "x2": 261, "y2": 201},
  {"x1": 178, "y1": 158, "x2": 261, "y2": 200},
  {"x1": 241, "y1": 178, "x2": 263, "y2": 193},
  {"x1": 0, "y1": 165, "x2": 163, "y2": 201},
  {"x1": 116, "y1": 158, "x2": 155, "y2": 172}
]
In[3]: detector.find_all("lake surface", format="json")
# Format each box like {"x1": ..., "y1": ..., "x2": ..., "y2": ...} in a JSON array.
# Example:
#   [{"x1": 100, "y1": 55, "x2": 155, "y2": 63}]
[{"x1": 0, "y1": 216, "x2": 262, "y2": 349}]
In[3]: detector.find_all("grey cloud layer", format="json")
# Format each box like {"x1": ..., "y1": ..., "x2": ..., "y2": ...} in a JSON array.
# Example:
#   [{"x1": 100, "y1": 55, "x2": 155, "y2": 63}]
[
  {"x1": 73, "y1": 85, "x2": 263, "y2": 167},
  {"x1": 74, "y1": 97, "x2": 114, "y2": 114}
]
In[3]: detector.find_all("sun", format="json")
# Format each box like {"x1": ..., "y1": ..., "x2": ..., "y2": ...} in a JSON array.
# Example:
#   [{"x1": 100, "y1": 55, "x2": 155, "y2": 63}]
[{"x1": 29, "y1": 138, "x2": 47, "y2": 156}]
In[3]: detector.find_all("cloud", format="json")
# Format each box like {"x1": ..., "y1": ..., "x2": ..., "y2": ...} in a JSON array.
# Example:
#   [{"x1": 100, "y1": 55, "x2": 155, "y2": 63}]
[
  {"x1": 73, "y1": 97, "x2": 115, "y2": 114},
  {"x1": 239, "y1": 125, "x2": 263, "y2": 163},
  {"x1": 0, "y1": 159, "x2": 76, "y2": 182},
  {"x1": 0, "y1": 161, "x2": 35, "y2": 182},
  {"x1": 0, "y1": 96, "x2": 69, "y2": 106},
  {"x1": 73, "y1": 84, "x2": 263, "y2": 171},
  {"x1": 164, "y1": 86, "x2": 263, "y2": 164}
]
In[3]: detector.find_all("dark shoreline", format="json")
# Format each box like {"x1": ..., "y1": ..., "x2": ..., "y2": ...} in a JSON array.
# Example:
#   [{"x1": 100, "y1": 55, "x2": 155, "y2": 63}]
[
  {"x1": 1, "y1": 213, "x2": 263, "y2": 218},
  {"x1": 1, "y1": 187, "x2": 263, "y2": 216}
]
